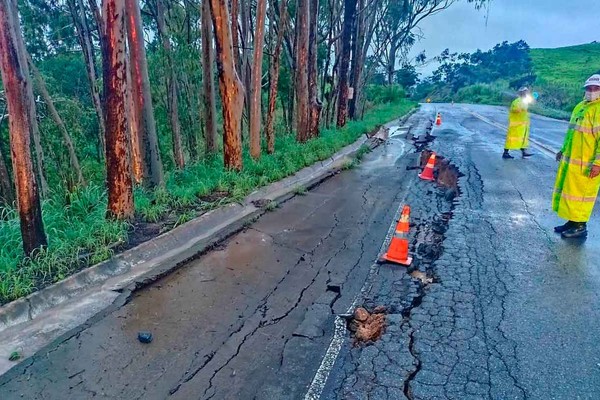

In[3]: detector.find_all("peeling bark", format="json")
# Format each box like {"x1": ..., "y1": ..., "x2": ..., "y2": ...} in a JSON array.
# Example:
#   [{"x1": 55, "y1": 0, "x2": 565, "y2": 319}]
[
  {"x1": 249, "y1": 0, "x2": 267, "y2": 159},
  {"x1": 125, "y1": 48, "x2": 142, "y2": 184},
  {"x1": 102, "y1": 0, "x2": 134, "y2": 220},
  {"x1": 209, "y1": 0, "x2": 244, "y2": 171},
  {"x1": 0, "y1": 0, "x2": 47, "y2": 254},
  {"x1": 295, "y1": 0, "x2": 310, "y2": 142},
  {"x1": 125, "y1": 0, "x2": 164, "y2": 187}
]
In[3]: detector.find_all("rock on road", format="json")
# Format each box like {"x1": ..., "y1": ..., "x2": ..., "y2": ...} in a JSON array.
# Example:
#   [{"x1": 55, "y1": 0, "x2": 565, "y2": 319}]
[{"x1": 1, "y1": 104, "x2": 600, "y2": 400}]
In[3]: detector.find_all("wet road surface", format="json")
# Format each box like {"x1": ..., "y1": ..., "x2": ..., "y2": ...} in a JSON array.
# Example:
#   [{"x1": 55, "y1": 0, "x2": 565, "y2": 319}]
[{"x1": 2, "y1": 104, "x2": 600, "y2": 399}]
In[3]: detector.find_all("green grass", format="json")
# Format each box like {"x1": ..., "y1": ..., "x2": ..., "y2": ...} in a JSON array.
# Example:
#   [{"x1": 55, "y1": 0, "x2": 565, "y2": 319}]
[
  {"x1": 529, "y1": 42, "x2": 600, "y2": 113},
  {"x1": 0, "y1": 99, "x2": 416, "y2": 305},
  {"x1": 530, "y1": 42, "x2": 600, "y2": 88}
]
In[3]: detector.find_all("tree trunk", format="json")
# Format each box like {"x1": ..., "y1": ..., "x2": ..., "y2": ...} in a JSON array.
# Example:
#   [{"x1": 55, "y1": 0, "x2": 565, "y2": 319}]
[
  {"x1": 308, "y1": 0, "x2": 322, "y2": 138},
  {"x1": 295, "y1": 0, "x2": 309, "y2": 142},
  {"x1": 157, "y1": 0, "x2": 185, "y2": 169},
  {"x1": 348, "y1": 0, "x2": 365, "y2": 120},
  {"x1": 125, "y1": 47, "x2": 142, "y2": 185},
  {"x1": 125, "y1": 0, "x2": 164, "y2": 187},
  {"x1": 9, "y1": 3, "x2": 48, "y2": 197},
  {"x1": 209, "y1": 0, "x2": 244, "y2": 171},
  {"x1": 387, "y1": 42, "x2": 397, "y2": 85},
  {"x1": 240, "y1": 0, "x2": 252, "y2": 136},
  {"x1": 357, "y1": 4, "x2": 377, "y2": 119},
  {"x1": 337, "y1": 0, "x2": 356, "y2": 128},
  {"x1": 102, "y1": 0, "x2": 134, "y2": 220},
  {"x1": 0, "y1": 0, "x2": 47, "y2": 254},
  {"x1": 266, "y1": 0, "x2": 287, "y2": 154},
  {"x1": 201, "y1": 0, "x2": 218, "y2": 155},
  {"x1": 28, "y1": 55, "x2": 86, "y2": 187},
  {"x1": 248, "y1": 0, "x2": 267, "y2": 159},
  {"x1": 88, "y1": 0, "x2": 105, "y2": 36}
]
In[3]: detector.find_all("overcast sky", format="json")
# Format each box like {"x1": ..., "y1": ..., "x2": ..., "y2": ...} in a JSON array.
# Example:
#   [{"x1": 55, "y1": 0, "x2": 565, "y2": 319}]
[{"x1": 411, "y1": 0, "x2": 599, "y2": 76}]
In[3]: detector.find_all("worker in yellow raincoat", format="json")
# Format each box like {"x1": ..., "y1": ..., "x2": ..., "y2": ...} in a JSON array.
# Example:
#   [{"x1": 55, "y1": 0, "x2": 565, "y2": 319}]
[
  {"x1": 553, "y1": 74, "x2": 600, "y2": 238},
  {"x1": 503, "y1": 87, "x2": 533, "y2": 159}
]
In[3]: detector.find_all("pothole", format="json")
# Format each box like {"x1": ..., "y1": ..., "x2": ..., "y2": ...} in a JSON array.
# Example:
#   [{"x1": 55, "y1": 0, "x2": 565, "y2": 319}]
[
  {"x1": 345, "y1": 306, "x2": 387, "y2": 345},
  {"x1": 420, "y1": 149, "x2": 463, "y2": 196}
]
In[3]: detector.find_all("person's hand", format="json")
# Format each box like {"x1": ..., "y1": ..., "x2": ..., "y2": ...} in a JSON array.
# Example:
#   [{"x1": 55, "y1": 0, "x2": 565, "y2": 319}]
[
  {"x1": 590, "y1": 165, "x2": 600, "y2": 178},
  {"x1": 556, "y1": 151, "x2": 563, "y2": 162}
]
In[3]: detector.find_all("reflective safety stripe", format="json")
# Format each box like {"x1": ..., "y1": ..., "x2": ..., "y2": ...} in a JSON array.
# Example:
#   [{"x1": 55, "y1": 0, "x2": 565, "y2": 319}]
[
  {"x1": 562, "y1": 156, "x2": 591, "y2": 167},
  {"x1": 509, "y1": 121, "x2": 528, "y2": 127},
  {"x1": 568, "y1": 124, "x2": 600, "y2": 134},
  {"x1": 394, "y1": 230, "x2": 409, "y2": 238},
  {"x1": 553, "y1": 189, "x2": 597, "y2": 203}
]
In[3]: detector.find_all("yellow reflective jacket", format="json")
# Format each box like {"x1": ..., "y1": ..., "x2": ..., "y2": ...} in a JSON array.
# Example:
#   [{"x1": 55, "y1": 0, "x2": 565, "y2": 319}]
[
  {"x1": 504, "y1": 97, "x2": 530, "y2": 150},
  {"x1": 552, "y1": 98, "x2": 600, "y2": 222}
]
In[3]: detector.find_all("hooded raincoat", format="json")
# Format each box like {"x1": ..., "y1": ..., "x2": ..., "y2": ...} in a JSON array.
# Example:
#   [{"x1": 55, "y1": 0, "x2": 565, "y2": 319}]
[{"x1": 552, "y1": 98, "x2": 600, "y2": 222}]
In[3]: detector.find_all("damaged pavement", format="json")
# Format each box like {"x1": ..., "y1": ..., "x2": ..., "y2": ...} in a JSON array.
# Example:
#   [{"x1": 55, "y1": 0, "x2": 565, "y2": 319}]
[{"x1": 2, "y1": 104, "x2": 600, "y2": 399}]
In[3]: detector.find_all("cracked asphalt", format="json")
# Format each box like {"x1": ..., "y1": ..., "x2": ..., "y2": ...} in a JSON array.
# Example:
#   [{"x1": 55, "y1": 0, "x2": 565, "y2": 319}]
[
  {"x1": 322, "y1": 104, "x2": 600, "y2": 400},
  {"x1": 2, "y1": 104, "x2": 600, "y2": 399}
]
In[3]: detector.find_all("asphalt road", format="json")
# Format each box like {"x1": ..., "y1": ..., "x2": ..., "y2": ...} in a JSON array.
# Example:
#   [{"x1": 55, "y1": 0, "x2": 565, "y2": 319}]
[{"x1": 2, "y1": 104, "x2": 600, "y2": 400}]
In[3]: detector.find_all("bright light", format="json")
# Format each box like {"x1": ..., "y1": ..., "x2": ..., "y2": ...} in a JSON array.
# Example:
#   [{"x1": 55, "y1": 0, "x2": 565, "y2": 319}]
[{"x1": 523, "y1": 95, "x2": 534, "y2": 105}]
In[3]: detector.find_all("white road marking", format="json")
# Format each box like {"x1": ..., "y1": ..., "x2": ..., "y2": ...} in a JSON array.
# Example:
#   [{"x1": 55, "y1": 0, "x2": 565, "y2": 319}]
[{"x1": 463, "y1": 107, "x2": 559, "y2": 158}]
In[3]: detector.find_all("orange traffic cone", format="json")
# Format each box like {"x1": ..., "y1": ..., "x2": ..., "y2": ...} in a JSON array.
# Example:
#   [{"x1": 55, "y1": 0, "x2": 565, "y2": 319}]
[
  {"x1": 380, "y1": 205, "x2": 412, "y2": 266},
  {"x1": 435, "y1": 113, "x2": 442, "y2": 126},
  {"x1": 419, "y1": 153, "x2": 436, "y2": 181}
]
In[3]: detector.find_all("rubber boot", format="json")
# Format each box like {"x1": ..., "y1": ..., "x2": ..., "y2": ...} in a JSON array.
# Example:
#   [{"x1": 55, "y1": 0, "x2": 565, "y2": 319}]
[
  {"x1": 522, "y1": 148, "x2": 533, "y2": 158},
  {"x1": 503, "y1": 150, "x2": 514, "y2": 159},
  {"x1": 554, "y1": 221, "x2": 574, "y2": 233},
  {"x1": 561, "y1": 222, "x2": 588, "y2": 239}
]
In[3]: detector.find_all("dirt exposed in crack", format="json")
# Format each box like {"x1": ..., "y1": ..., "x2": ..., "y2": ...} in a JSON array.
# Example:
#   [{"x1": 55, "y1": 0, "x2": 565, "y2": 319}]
[
  {"x1": 345, "y1": 306, "x2": 387, "y2": 344},
  {"x1": 401, "y1": 144, "x2": 462, "y2": 399}
]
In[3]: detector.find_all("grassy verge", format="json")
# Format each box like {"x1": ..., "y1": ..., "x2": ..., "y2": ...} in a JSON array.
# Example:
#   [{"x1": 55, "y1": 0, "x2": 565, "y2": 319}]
[
  {"x1": 0, "y1": 99, "x2": 416, "y2": 305},
  {"x1": 529, "y1": 105, "x2": 571, "y2": 121},
  {"x1": 447, "y1": 82, "x2": 572, "y2": 121}
]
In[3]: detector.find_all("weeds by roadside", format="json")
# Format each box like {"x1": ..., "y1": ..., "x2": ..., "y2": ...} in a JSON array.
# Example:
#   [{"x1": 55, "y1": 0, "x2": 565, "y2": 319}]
[{"x1": 0, "y1": 100, "x2": 416, "y2": 305}]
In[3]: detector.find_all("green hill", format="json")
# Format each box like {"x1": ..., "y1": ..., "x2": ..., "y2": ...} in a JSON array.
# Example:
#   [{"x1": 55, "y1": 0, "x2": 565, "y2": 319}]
[
  {"x1": 417, "y1": 41, "x2": 600, "y2": 120},
  {"x1": 529, "y1": 42, "x2": 600, "y2": 116},
  {"x1": 530, "y1": 42, "x2": 600, "y2": 87}
]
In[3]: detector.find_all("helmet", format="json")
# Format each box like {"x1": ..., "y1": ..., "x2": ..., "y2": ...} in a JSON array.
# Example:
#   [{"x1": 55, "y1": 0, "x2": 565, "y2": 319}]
[
  {"x1": 584, "y1": 74, "x2": 600, "y2": 88},
  {"x1": 517, "y1": 87, "x2": 529, "y2": 93}
]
